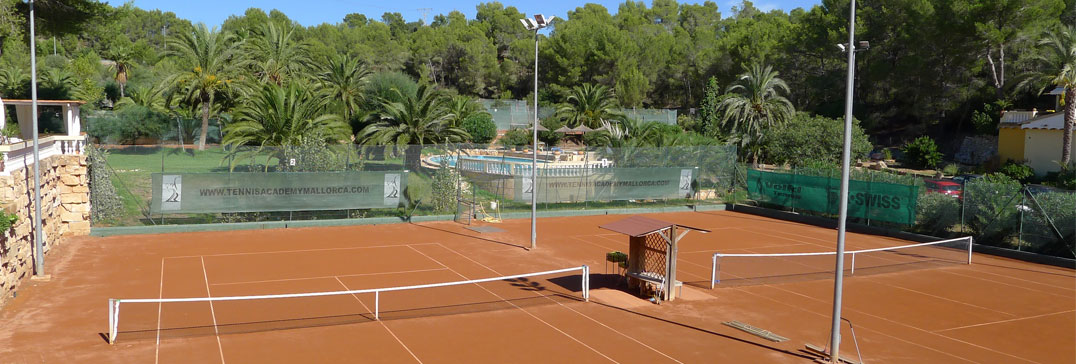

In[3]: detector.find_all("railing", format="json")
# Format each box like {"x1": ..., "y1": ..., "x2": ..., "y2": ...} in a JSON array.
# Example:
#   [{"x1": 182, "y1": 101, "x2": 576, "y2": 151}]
[{"x1": 0, "y1": 135, "x2": 86, "y2": 176}]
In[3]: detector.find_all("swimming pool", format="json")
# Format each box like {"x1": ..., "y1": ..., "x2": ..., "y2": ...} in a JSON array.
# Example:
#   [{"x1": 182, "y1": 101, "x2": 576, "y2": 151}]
[{"x1": 429, "y1": 155, "x2": 548, "y2": 167}]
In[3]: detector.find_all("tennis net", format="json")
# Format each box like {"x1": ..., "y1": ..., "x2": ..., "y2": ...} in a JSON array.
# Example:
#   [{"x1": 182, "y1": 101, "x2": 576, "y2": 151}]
[
  {"x1": 709, "y1": 237, "x2": 973, "y2": 288},
  {"x1": 108, "y1": 266, "x2": 590, "y2": 344}
]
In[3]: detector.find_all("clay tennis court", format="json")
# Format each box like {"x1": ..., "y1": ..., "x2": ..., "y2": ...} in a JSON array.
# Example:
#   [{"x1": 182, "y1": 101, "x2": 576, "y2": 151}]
[{"x1": 1, "y1": 210, "x2": 1073, "y2": 363}]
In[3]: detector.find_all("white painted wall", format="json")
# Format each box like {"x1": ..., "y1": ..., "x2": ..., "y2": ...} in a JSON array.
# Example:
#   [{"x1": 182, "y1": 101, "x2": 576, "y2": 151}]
[{"x1": 1023, "y1": 129, "x2": 1076, "y2": 175}]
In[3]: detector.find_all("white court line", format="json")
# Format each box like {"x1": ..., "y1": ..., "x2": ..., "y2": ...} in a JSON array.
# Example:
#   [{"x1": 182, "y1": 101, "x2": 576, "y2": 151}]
[
  {"x1": 165, "y1": 243, "x2": 438, "y2": 259},
  {"x1": 200, "y1": 256, "x2": 226, "y2": 364},
  {"x1": 432, "y1": 242, "x2": 684, "y2": 364},
  {"x1": 333, "y1": 277, "x2": 423, "y2": 364},
  {"x1": 406, "y1": 245, "x2": 621, "y2": 364},
  {"x1": 155, "y1": 259, "x2": 164, "y2": 364},
  {"x1": 209, "y1": 268, "x2": 450, "y2": 286},
  {"x1": 884, "y1": 284, "x2": 1017, "y2": 318},
  {"x1": 679, "y1": 242, "x2": 814, "y2": 254},
  {"x1": 934, "y1": 310, "x2": 1076, "y2": 333}
]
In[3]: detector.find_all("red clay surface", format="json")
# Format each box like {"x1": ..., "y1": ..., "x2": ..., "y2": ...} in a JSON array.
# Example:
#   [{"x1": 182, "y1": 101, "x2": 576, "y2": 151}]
[{"x1": 1, "y1": 210, "x2": 1073, "y2": 363}]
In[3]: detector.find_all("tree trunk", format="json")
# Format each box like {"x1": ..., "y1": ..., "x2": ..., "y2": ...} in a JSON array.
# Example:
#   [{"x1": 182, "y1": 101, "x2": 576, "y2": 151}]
[
  {"x1": 199, "y1": 95, "x2": 210, "y2": 151},
  {"x1": 404, "y1": 144, "x2": 422, "y2": 171},
  {"x1": 118, "y1": 81, "x2": 125, "y2": 98},
  {"x1": 1063, "y1": 88, "x2": 1074, "y2": 165}
]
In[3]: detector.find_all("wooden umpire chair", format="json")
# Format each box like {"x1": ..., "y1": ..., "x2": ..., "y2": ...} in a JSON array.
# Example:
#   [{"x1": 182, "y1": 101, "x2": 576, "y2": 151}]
[{"x1": 598, "y1": 216, "x2": 709, "y2": 302}]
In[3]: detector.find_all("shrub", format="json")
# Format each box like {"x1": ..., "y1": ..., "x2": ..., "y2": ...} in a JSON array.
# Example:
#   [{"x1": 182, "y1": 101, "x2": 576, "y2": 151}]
[
  {"x1": 498, "y1": 128, "x2": 531, "y2": 147},
  {"x1": 941, "y1": 164, "x2": 960, "y2": 177},
  {"x1": 762, "y1": 113, "x2": 871, "y2": 167},
  {"x1": 0, "y1": 210, "x2": 17, "y2": 232},
  {"x1": 538, "y1": 118, "x2": 564, "y2": 147},
  {"x1": 86, "y1": 145, "x2": 122, "y2": 222},
  {"x1": 997, "y1": 161, "x2": 1035, "y2": 183},
  {"x1": 901, "y1": 136, "x2": 943, "y2": 169},
  {"x1": 85, "y1": 105, "x2": 169, "y2": 144},
  {"x1": 429, "y1": 159, "x2": 459, "y2": 212},
  {"x1": 1045, "y1": 162, "x2": 1075, "y2": 190},
  {"x1": 914, "y1": 192, "x2": 961, "y2": 236},
  {"x1": 460, "y1": 113, "x2": 496, "y2": 144},
  {"x1": 964, "y1": 177, "x2": 1021, "y2": 246}
]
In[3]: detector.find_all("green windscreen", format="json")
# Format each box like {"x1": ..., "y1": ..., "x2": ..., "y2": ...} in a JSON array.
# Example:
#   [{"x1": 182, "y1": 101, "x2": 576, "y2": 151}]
[
  {"x1": 746, "y1": 169, "x2": 919, "y2": 225},
  {"x1": 151, "y1": 171, "x2": 408, "y2": 213},
  {"x1": 514, "y1": 167, "x2": 695, "y2": 203}
]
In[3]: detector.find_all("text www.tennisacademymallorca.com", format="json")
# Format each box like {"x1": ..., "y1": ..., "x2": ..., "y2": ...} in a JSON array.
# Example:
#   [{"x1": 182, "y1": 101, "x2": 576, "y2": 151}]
[{"x1": 199, "y1": 186, "x2": 371, "y2": 196}]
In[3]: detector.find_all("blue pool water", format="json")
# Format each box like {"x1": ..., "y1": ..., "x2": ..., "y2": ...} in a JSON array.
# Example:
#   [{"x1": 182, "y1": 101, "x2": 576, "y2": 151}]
[{"x1": 429, "y1": 155, "x2": 548, "y2": 167}]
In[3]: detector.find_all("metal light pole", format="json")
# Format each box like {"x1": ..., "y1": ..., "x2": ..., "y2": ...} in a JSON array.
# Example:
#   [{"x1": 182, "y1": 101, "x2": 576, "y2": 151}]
[
  {"x1": 521, "y1": 14, "x2": 554, "y2": 250},
  {"x1": 829, "y1": 0, "x2": 864, "y2": 362},
  {"x1": 28, "y1": 0, "x2": 45, "y2": 277}
]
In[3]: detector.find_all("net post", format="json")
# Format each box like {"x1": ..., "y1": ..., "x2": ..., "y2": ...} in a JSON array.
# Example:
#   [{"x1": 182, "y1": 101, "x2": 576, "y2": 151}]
[
  {"x1": 710, "y1": 254, "x2": 717, "y2": 289},
  {"x1": 108, "y1": 299, "x2": 115, "y2": 344},
  {"x1": 374, "y1": 291, "x2": 380, "y2": 320},
  {"x1": 966, "y1": 237, "x2": 973, "y2": 265},
  {"x1": 582, "y1": 265, "x2": 589, "y2": 302},
  {"x1": 850, "y1": 252, "x2": 856, "y2": 275}
]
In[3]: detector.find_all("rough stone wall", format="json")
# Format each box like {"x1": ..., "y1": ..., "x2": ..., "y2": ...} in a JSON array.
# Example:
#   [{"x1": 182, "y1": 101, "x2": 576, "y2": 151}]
[{"x1": 0, "y1": 154, "x2": 89, "y2": 307}]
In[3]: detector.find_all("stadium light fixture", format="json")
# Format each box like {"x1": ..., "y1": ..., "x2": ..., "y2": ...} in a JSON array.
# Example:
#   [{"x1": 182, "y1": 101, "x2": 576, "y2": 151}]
[
  {"x1": 829, "y1": 1, "x2": 865, "y2": 363},
  {"x1": 26, "y1": 0, "x2": 46, "y2": 277},
  {"x1": 520, "y1": 14, "x2": 554, "y2": 250}
]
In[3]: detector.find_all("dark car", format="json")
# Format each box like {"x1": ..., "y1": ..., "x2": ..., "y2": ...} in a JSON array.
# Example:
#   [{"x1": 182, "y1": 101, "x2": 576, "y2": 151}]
[
  {"x1": 924, "y1": 179, "x2": 962, "y2": 199},
  {"x1": 1026, "y1": 184, "x2": 1063, "y2": 195},
  {"x1": 951, "y1": 174, "x2": 983, "y2": 185}
]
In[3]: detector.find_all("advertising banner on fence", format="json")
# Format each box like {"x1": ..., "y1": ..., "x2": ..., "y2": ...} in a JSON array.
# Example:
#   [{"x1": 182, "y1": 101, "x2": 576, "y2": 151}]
[
  {"x1": 514, "y1": 167, "x2": 694, "y2": 203},
  {"x1": 746, "y1": 169, "x2": 918, "y2": 225},
  {"x1": 151, "y1": 171, "x2": 407, "y2": 213}
]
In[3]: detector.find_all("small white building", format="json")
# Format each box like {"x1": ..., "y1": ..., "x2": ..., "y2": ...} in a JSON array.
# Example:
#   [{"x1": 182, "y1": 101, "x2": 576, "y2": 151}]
[{"x1": 0, "y1": 97, "x2": 87, "y2": 175}]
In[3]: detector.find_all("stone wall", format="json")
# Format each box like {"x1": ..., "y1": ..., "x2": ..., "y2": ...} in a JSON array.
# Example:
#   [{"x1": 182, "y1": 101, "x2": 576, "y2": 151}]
[{"x1": 0, "y1": 154, "x2": 90, "y2": 307}]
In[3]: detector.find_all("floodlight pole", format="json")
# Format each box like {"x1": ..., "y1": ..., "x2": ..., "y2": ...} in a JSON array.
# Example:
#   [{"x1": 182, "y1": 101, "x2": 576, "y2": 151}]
[
  {"x1": 28, "y1": 0, "x2": 45, "y2": 277},
  {"x1": 530, "y1": 26, "x2": 538, "y2": 250},
  {"x1": 829, "y1": 0, "x2": 856, "y2": 362}
]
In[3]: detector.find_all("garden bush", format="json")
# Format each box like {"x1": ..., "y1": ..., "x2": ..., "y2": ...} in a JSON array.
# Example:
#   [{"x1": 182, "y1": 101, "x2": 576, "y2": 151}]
[
  {"x1": 997, "y1": 161, "x2": 1035, "y2": 183},
  {"x1": 460, "y1": 113, "x2": 496, "y2": 144},
  {"x1": 498, "y1": 128, "x2": 531, "y2": 147},
  {"x1": 763, "y1": 113, "x2": 871, "y2": 167},
  {"x1": 901, "y1": 136, "x2": 943, "y2": 169},
  {"x1": 86, "y1": 145, "x2": 122, "y2": 222},
  {"x1": 85, "y1": 105, "x2": 169, "y2": 144},
  {"x1": 914, "y1": 192, "x2": 961, "y2": 236}
]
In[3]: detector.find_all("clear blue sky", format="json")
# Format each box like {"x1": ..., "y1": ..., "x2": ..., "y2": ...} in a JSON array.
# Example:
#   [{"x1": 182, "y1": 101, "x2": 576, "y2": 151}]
[{"x1": 126, "y1": 0, "x2": 822, "y2": 28}]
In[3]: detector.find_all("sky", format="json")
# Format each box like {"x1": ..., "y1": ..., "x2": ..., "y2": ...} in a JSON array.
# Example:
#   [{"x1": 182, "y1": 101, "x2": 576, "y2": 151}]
[{"x1": 127, "y1": 0, "x2": 822, "y2": 28}]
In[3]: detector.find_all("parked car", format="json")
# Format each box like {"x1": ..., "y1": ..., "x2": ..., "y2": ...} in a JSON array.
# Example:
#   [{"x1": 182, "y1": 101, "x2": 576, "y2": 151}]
[
  {"x1": 924, "y1": 179, "x2": 962, "y2": 199},
  {"x1": 951, "y1": 174, "x2": 983, "y2": 185},
  {"x1": 1026, "y1": 184, "x2": 1063, "y2": 195}
]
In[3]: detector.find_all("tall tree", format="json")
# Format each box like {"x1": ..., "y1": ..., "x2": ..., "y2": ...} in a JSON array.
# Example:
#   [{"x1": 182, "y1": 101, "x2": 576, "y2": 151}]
[
  {"x1": 165, "y1": 24, "x2": 241, "y2": 150},
  {"x1": 1019, "y1": 26, "x2": 1076, "y2": 164},
  {"x1": 359, "y1": 84, "x2": 469, "y2": 170},
  {"x1": 243, "y1": 21, "x2": 311, "y2": 84},
  {"x1": 315, "y1": 54, "x2": 369, "y2": 122},
  {"x1": 555, "y1": 83, "x2": 623, "y2": 128},
  {"x1": 960, "y1": 0, "x2": 1065, "y2": 99},
  {"x1": 718, "y1": 63, "x2": 794, "y2": 164}
]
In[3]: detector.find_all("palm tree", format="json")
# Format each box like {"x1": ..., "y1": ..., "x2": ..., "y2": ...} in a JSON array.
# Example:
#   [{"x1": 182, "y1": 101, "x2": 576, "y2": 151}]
[
  {"x1": 0, "y1": 66, "x2": 28, "y2": 97},
  {"x1": 165, "y1": 24, "x2": 242, "y2": 150},
  {"x1": 108, "y1": 47, "x2": 134, "y2": 98},
  {"x1": 222, "y1": 82, "x2": 351, "y2": 171},
  {"x1": 114, "y1": 81, "x2": 169, "y2": 113},
  {"x1": 718, "y1": 63, "x2": 794, "y2": 164},
  {"x1": 244, "y1": 22, "x2": 312, "y2": 85},
  {"x1": 445, "y1": 95, "x2": 486, "y2": 127},
  {"x1": 315, "y1": 54, "x2": 369, "y2": 123},
  {"x1": 40, "y1": 67, "x2": 75, "y2": 99},
  {"x1": 359, "y1": 84, "x2": 469, "y2": 170},
  {"x1": 556, "y1": 83, "x2": 624, "y2": 128},
  {"x1": 1018, "y1": 26, "x2": 1076, "y2": 165}
]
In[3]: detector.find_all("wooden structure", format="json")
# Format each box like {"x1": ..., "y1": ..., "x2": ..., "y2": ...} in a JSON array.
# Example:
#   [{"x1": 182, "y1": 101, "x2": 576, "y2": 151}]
[{"x1": 598, "y1": 216, "x2": 708, "y2": 302}]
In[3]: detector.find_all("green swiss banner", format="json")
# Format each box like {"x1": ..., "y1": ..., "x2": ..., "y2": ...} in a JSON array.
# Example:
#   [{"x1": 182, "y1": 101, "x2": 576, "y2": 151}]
[
  {"x1": 151, "y1": 171, "x2": 408, "y2": 213},
  {"x1": 746, "y1": 169, "x2": 918, "y2": 225}
]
